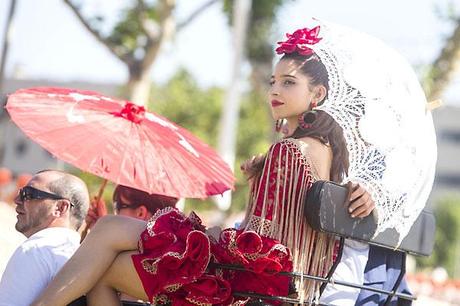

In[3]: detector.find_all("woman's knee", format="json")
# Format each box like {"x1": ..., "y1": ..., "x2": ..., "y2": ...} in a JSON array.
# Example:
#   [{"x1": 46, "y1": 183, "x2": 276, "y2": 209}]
[
  {"x1": 96, "y1": 251, "x2": 148, "y2": 301},
  {"x1": 89, "y1": 215, "x2": 146, "y2": 251}
]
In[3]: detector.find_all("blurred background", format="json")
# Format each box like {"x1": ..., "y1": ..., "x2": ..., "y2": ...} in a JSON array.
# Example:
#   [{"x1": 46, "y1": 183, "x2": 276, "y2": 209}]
[{"x1": 1, "y1": 0, "x2": 460, "y2": 304}]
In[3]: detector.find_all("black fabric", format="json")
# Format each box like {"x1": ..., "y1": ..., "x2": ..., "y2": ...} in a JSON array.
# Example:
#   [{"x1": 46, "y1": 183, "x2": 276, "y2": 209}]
[
  {"x1": 67, "y1": 296, "x2": 152, "y2": 306},
  {"x1": 355, "y1": 246, "x2": 412, "y2": 306}
]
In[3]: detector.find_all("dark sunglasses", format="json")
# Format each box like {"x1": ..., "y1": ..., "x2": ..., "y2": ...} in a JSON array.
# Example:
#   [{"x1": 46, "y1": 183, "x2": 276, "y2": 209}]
[
  {"x1": 18, "y1": 186, "x2": 74, "y2": 207},
  {"x1": 113, "y1": 200, "x2": 137, "y2": 212}
]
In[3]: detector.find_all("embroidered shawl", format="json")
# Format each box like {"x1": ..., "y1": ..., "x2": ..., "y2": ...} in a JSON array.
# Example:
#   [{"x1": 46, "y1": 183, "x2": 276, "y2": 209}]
[{"x1": 241, "y1": 138, "x2": 335, "y2": 301}]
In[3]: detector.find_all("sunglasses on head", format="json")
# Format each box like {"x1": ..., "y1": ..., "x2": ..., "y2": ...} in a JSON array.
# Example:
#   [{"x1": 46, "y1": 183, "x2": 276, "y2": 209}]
[{"x1": 18, "y1": 186, "x2": 74, "y2": 207}]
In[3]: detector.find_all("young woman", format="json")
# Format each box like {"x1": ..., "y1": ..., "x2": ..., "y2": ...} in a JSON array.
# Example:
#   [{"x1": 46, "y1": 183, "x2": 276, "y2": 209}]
[{"x1": 32, "y1": 26, "x2": 374, "y2": 306}]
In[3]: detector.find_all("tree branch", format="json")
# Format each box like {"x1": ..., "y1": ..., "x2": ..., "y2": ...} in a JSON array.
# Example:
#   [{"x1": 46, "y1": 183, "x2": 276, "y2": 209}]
[
  {"x1": 138, "y1": 5, "x2": 161, "y2": 41},
  {"x1": 63, "y1": 0, "x2": 130, "y2": 64},
  {"x1": 177, "y1": 0, "x2": 220, "y2": 31},
  {"x1": 140, "y1": 0, "x2": 175, "y2": 72}
]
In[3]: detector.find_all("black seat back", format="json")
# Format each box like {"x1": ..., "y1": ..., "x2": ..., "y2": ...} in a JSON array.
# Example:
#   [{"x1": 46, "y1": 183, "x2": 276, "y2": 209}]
[{"x1": 305, "y1": 180, "x2": 435, "y2": 256}]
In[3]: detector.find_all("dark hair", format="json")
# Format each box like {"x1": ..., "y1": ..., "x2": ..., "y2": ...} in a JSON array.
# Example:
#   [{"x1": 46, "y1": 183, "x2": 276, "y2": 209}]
[
  {"x1": 244, "y1": 52, "x2": 349, "y2": 182},
  {"x1": 283, "y1": 52, "x2": 349, "y2": 182},
  {"x1": 281, "y1": 52, "x2": 330, "y2": 93},
  {"x1": 113, "y1": 185, "x2": 178, "y2": 214}
]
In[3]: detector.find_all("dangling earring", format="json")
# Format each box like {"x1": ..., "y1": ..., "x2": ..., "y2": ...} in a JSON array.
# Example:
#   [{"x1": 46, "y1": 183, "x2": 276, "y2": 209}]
[
  {"x1": 311, "y1": 100, "x2": 318, "y2": 110},
  {"x1": 275, "y1": 119, "x2": 283, "y2": 132},
  {"x1": 298, "y1": 111, "x2": 317, "y2": 130}
]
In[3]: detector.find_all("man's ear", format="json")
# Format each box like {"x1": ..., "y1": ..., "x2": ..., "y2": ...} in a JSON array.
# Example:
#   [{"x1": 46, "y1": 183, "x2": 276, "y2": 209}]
[{"x1": 54, "y1": 199, "x2": 71, "y2": 217}]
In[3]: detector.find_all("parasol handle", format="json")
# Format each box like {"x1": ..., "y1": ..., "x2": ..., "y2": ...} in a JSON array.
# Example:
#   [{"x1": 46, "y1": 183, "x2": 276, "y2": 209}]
[
  {"x1": 80, "y1": 179, "x2": 108, "y2": 242},
  {"x1": 95, "y1": 178, "x2": 108, "y2": 203}
]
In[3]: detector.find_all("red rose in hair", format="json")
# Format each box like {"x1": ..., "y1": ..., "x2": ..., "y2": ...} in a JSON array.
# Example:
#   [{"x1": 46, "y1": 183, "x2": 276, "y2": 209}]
[{"x1": 275, "y1": 26, "x2": 322, "y2": 56}]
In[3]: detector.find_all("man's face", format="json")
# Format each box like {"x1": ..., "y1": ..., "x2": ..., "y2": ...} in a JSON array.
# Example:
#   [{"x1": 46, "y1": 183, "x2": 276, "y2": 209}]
[{"x1": 14, "y1": 174, "x2": 56, "y2": 237}]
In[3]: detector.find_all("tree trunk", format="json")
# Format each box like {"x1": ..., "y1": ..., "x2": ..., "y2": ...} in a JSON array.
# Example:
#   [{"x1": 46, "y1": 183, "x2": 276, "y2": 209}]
[
  {"x1": 216, "y1": 0, "x2": 252, "y2": 210},
  {"x1": 426, "y1": 20, "x2": 460, "y2": 101},
  {"x1": 126, "y1": 75, "x2": 153, "y2": 106},
  {"x1": 126, "y1": 0, "x2": 176, "y2": 106},
  {"x1": 0, "y1": 0, "x2": 18, "y2": 163},
  {"x1": 0, "y1": 0, "x2": 17, "y2": 96},
  {"x1": 250, "y1": 62, "x2": 277, "y2": 140}
]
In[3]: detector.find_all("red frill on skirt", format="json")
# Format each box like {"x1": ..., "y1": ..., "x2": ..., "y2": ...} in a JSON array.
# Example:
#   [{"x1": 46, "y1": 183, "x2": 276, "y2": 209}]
[
  {"x1": 132, "y1": 208, "x2": 293, "y2": 305},
  {"x1": 210, "y1": 229, "x2": 293, "y2": 305}
]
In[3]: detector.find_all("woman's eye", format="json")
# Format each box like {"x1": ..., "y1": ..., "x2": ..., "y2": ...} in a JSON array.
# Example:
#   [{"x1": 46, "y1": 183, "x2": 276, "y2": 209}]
[
  {"x1": 283, "y1": 80, "x2": 295, "y2": 86},
  {"x1": 269, "y1": 80, "x2": 275, "y2": 86}
]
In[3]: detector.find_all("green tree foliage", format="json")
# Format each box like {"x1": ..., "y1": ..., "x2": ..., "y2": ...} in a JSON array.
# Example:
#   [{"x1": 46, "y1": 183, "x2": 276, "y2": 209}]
[
  {"x1": 223, "y1": 0, "x2": 290, "y2": 63},
  {"x1": 149, "y1": 69, "x2": 271, "y2": 213},
  {"x1": 417, "y1": 197, "x2": 460, "y2": 277},
  {"x1": 223, "y1": 0, "x2": 294, "y2": 141},
  {"x1": 69, "y1": 170, "x2": 116, "y2": 212},
  {"x1": 233, "y1": 90, "x2": 272, "y2": 211},
  {"x1": 64, "y1": 0, "x2": 218, "y2": 105},
  {"x1": 422, "y1": 2, "x2": 460, "y2": 101},
  {"x1": 149, "y1": 69, "x2": 222, "y2": 146}
]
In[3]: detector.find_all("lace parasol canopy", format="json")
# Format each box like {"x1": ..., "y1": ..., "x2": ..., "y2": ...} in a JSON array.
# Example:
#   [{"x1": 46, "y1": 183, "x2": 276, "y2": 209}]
[{"x1": 307, "y1": 19, "x2": 437, "y2": 241}]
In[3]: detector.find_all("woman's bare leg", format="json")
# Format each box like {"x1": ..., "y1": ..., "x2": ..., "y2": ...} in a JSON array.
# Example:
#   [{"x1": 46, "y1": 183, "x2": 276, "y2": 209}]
[
  {"x1": 87, "y1": 251, "x2": 149, "y2": 305},
  {"x1": 32, "y1": 215, "x2": 147, "y2": 306}
]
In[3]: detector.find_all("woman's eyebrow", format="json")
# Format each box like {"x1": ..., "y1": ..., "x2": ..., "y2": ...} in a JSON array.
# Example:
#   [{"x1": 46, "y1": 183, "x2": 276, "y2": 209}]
[
  {"x1": 271, "y1": 74, "x2": 298, "y2": 79},
  {"x1": 281, "y1": 74, "x2": 297, "y2": 79}
]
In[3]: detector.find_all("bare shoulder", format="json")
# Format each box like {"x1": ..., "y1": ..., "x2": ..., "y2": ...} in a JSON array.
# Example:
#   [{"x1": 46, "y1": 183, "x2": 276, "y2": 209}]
[
  {"x1": 297, "y1": 137, "x2": 331, "y2": 157},
  {"x1": 296, "y1": 136, "x2": 332, "y2": 179}
]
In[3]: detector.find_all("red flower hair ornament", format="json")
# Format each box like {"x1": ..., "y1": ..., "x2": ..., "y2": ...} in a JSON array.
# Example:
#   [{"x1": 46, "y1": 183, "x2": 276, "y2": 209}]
[{"x1": 275, "y1": 26, "x2": 322, "y2": 56}]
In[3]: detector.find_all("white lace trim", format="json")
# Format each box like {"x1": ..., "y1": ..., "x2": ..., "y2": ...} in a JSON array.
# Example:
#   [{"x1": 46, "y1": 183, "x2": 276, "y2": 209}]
[{"x1": 308, "y1": 19, "x2": 437, "y2": 241}]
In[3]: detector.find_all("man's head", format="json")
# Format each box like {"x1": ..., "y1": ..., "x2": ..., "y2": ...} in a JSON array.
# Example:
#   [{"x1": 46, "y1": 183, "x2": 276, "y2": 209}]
[
  {"x1": 14, "y1": 170, "x2": 90, "y2": 237},
  {"x1": 112, "y1": 185, "x2": 178, "y2": 221}
]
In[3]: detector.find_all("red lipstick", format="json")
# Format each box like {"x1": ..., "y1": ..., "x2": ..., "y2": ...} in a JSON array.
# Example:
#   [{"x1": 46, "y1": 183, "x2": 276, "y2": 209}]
[{"x1": 271, "y1": 100, "x2": 284, "y2": 107}]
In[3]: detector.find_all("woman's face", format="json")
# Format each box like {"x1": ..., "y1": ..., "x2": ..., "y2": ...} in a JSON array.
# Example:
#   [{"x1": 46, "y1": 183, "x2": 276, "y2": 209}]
[{"x1": 269, "y1": 58, "x2": 323, "y2": 122}]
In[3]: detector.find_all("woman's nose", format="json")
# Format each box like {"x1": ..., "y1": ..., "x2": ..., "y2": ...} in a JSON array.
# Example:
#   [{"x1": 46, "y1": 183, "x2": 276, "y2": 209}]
[{"x1": 270, "y1": 86, "x2": 280, "y2": 96}]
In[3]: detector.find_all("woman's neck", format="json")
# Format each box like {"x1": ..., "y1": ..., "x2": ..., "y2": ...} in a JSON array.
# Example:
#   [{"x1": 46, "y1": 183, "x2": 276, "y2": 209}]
[{"x1": 284, "y1": 118, "x2": 299, "y2": 137}]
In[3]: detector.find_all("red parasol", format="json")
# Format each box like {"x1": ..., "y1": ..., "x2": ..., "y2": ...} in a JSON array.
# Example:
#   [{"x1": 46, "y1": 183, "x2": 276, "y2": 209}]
[{"x1": 6, "y1": 87, "x2": 234, "y2": 199}]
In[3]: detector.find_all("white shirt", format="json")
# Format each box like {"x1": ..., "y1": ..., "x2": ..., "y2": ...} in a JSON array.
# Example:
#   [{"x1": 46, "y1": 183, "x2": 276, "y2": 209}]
[
  {"x1": 0, "y1": 227, "x2": 80, "y2": 306},
  {"x1": 319, "y1": 239, "x2": 370, "y2": 306}
]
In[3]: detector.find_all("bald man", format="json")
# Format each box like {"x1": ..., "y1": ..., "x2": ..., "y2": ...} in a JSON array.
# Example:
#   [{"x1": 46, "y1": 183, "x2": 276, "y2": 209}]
[{"x1": 0, "y1": 170, "x2": 90, "y2": 306}]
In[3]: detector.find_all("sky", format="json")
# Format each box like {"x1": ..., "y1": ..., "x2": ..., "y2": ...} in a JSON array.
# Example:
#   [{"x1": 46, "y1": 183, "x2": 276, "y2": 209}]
[{"x1": 1, "y1": 0, "x2": 459, "y2": 103}]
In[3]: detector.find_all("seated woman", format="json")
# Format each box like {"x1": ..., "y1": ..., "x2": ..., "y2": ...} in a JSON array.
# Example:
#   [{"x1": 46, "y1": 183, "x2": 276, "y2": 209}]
[{"x1": 33, "y1": 25, "x2": 374, "y2": 306}]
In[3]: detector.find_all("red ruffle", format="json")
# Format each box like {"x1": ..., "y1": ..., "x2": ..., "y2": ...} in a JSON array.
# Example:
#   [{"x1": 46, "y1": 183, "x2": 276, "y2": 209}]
[
  {"x1": 132, "y1": 210, "x2": 211, "y2": 302},
  {"x1": 132, "y1": 209, "x2": 293, "y2": 305},
  {"x1": 169, "y1": 275, "x2": 232, "y2": 306},
  {"x1": 211, "y1": 229, "x2": 293, "y2": 305}
]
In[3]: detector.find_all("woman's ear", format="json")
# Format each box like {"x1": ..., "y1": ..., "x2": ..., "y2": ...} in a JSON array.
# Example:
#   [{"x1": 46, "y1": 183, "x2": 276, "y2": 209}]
[
  {"x1": 313, "y1": 85, "x2": 327, "y2": 104},
  {"x1": 136, "y1": 205, "x2": 150, "y2": 221}
]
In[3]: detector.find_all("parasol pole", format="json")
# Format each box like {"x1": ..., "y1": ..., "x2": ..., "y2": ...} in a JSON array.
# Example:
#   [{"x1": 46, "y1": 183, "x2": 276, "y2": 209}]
[
  {"x1": 95, "y1": 178, "x2": 108, "y2": 203},
  {"x1": 80, "y1": 178, "x2": 108, "y2": 242}
]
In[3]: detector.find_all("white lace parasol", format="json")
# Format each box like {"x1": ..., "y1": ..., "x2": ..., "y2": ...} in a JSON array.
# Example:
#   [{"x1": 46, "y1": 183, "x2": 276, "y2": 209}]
[{"x1": 308, "y1": 19, "x2": 437, "y2": 241}]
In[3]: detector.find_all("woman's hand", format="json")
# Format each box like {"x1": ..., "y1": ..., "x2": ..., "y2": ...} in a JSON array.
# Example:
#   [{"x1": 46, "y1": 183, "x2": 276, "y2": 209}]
[
  {"x1": 347, "y1": 182, "x2": 375, "y2": 218},
  {"x1": 85, "y1": 197, "x2": 107, "y2": 229},
  {"x1": 240, "y1": 154, "x2": 265, "y2": 179}
]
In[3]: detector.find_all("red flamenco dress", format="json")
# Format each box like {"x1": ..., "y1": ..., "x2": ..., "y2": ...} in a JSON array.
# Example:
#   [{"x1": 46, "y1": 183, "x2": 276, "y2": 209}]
[{"x1": 131, "y1": 138, "x2": 335, "y2": 305}]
